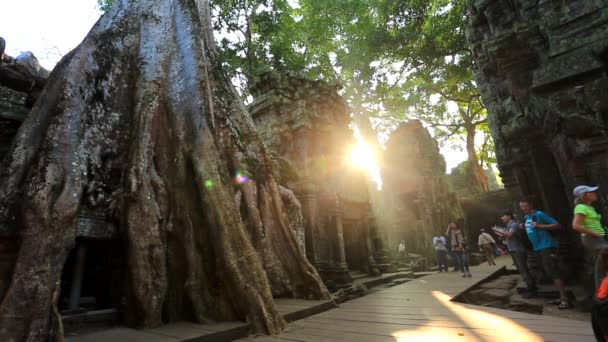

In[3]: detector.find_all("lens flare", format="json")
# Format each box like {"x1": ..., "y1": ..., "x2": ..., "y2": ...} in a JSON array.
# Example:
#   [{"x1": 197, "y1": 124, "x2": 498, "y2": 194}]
[
  {"x1": 349, "y1": 128, "x2": 383, "y2": 190},
  {"x1": 235, "y1": 172, "x2": 248, "y2": 184},
  {"x1": 204, "y1": 180, "x2": 214, "y2": 188}
]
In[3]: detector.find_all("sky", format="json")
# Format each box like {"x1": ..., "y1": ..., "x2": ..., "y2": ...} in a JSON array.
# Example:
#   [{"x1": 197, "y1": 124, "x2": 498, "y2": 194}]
[
  {"x1": 1, "y1": 0, "x2": 102, "y2": 70},
  {"x1": 1, "y1": 0, "x2": 469, "y2": 173}
]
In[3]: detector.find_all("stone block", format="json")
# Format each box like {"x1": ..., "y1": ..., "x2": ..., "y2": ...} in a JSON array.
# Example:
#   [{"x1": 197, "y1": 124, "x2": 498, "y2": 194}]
[{"x1": 477, "y1": 288, "x2": 513, "y2": 303}]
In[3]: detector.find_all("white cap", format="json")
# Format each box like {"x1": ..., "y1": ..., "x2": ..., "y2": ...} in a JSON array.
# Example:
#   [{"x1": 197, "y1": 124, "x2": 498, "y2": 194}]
[{"x1": 573, "y1": 185, "x2": 599, "y2": 197}]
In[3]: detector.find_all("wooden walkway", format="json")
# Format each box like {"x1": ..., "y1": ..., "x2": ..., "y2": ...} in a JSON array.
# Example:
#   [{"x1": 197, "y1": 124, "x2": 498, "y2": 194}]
[{"x1": 238, "y1": 257, "x2": 595, "y2": 342}]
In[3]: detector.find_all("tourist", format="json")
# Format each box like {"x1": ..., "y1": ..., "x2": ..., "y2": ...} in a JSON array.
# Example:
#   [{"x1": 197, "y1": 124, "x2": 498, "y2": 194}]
[
  {"x1": 0, "y1": 37, "x2": 5, "y2": 62},
  {"x1": 519, "y1": 198, "x2": 571, "y2": 309},
  {"x1": 432, "y1": 234, "x2": 448, "y2": 272},
  {"x1": 494, "y1": 210, "x2": 537, "y2": 297},
  {"x1": 445, "y1": 233, "x2": 461, "y2": 272},
  {"x1": 477, "y1": 229, "x2": 497, "y2": 266},
  {"x1": 571, "y1": 185, "x2": 608, "y2": 301},
  {"x1": 446, "y1": 222, "x2": 471, "y2": 278},
  {"x1": 398, "y1": 240, "x2": 406, "y2": 257}
]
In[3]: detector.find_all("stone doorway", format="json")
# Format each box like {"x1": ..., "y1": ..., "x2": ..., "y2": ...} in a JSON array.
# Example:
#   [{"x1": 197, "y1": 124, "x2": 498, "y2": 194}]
[{"x1": 343, "y1": 221, "x2": 365, "y2": 272}]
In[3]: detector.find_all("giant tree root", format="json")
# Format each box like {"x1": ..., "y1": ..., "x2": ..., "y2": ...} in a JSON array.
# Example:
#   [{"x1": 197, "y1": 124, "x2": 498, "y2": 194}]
[{"x1": 0, "y1": 1, "x2": 329, "y2": 340}]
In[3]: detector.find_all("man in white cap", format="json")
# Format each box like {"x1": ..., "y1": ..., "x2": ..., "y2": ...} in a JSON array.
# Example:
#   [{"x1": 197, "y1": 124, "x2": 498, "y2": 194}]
[
  {"x1": 572, "y1": 185, "x2": 606, "y2": 247},
  {"x1": 572, "y1": 185, "x2": 608, "y2": 301}
]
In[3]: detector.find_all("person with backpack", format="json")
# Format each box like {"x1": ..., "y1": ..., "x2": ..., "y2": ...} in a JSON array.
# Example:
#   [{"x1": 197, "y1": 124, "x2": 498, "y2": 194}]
[
  {"x1": 494, "y1": 210, "x2": 537, "y2": 298},
  {"x1": 445, "y1": 233, "x2": 460, "y2": 272},
  {"x1": 432, "y1": 234, "x2": 448, "y2": 272},
  {"x1": 446, "y1": 222, "x2": 471, "y2": 278},
  {"x1": 520, "y1": 198, "x2": 571, "y2": 309},
  {"x1": 477, "y1": 229, "x2": 497, "y2": 266}
]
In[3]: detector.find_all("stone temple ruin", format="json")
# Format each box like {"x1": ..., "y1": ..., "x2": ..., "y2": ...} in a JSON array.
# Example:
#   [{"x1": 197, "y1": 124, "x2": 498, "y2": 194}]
[
  {"x1": 249, "y1": 72, "x2": 387, "y2": 288},
  {"x1": 468, "y1": 1, "x2": 608, "y2": 278},
  {"x1": 0, "y1": 51, "x2": 472, "y2": 329},
  {"x1": 379, "y1": 120, "x2": 465, "y2": 261}
]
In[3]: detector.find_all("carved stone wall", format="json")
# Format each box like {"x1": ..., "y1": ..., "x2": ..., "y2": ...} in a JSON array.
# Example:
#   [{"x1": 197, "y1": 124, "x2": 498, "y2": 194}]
[
  {"x1": 250, "y1": 72, "x2": 381, "y2": 288},
  {"x1": 468, "y1": 1, "x2": 608, "y2": 274},
  {"x1": 0, "y1": 50, "x2": 49, "y2": 305},
  {"x1": 380, "y1": 121, "x2": 465, "y2": 258},
  {"x1": 0, "y1": 49, "x2": 125, "y2": 314},
  {"x1": 0, "y1": 51, "x2": 48, "y2": 162}
]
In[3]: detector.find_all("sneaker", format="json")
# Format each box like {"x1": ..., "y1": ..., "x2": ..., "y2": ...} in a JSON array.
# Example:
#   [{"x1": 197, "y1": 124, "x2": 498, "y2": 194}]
[
  {"x1": 557, "y1": 300, "x2": 573, "y2": 310},
  {"x1": 462, "y1": 273, "x2": 467, "y2": 277},
  {"x1": 548, "y1": 298, "x2": 562, "y2": 305},
  {"x1": 467, "y1": 273, "x2": 472, "y2": 278}
]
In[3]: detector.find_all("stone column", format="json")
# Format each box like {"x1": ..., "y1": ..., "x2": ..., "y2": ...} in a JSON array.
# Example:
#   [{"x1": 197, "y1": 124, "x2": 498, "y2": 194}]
[
  {"x1": 362, "y1": 209, "x2": 380, "y2": 275},
  {"x1": 68, "y1": 242, "x2": 87, "y2": 310},
  {"x1": 298, "y1": 190, "x2": 321, "y2": 264},
  {"x1": 333, "y1": 194, "x2": 347, "y2": 267},
  {"x1": 319, "y1": 189, "x2": 352, "y2": 288}
]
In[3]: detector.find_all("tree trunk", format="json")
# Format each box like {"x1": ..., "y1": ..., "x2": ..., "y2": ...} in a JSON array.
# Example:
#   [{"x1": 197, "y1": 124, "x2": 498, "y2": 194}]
[
  {"x1": 0, "y1": 0, "x2": 330, "y2": 340},
  {"x1": 465, "y1": 126, "x2": 489, "y2": 192}
]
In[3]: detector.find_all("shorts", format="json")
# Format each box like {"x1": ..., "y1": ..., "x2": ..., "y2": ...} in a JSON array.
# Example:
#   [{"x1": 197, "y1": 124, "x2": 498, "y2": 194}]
[
  {"x1": 582, "y1": 234, "x2": 608, "y2": 250},
  {"x1": 538, "y1": 247, "x2": 559, "y2": 279}
]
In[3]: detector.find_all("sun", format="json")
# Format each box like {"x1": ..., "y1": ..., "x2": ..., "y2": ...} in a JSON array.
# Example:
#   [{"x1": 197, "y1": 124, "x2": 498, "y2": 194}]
[
  {"x1": 348, "y1": 129, "x2": 383, "y2": 190},
  {"x1": 349, "y1": 144, "x2": 374, "y2": 169}
]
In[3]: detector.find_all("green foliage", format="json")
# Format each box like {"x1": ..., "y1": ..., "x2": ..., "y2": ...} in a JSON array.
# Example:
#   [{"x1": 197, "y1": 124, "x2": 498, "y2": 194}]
[
  {"x1": 88, "y1": 1, "x2": 491, "y2": 172},
  {"x1": 97, "y1": 0, "x2": 114, "y2": 12},
  {"x1": 209, "y1": 0, "x2": 493, "y2": 172}
]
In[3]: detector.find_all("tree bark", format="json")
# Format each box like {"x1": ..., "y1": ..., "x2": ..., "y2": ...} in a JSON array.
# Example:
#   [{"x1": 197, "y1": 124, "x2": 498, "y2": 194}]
[
  {"x1": 0, "y1": 0, "x2": 330, "y2": 340},
  {"x1": 465, "y1": 125, "x2": 489, "y2": 192}
]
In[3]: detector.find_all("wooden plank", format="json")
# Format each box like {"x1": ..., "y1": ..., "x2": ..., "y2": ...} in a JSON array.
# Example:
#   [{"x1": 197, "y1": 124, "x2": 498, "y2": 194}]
[
  {"x1": 145, "y1": 322, "x2": 218, "y2": 339},
  {"x1": 290, "y1": 319, "x2": 591, "y2": 342},
  {"x1": 302, "y1": 315, "x2": 591, "y2": 336},
  {"x1": 314, "y1": 310, "x2": 589, "y2": 328},
  {"x1": 281, "y1": 324, "x2": 503, "y2": 342},
  {"x1": 66, "y1": 328, "x2": 182, "y2": 342}
]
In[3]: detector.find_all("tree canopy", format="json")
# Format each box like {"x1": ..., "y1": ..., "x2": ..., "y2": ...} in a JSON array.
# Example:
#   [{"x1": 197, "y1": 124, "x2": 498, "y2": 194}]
[{"x1": 98, "y1": 0, "x2": 492, "y2": 187}]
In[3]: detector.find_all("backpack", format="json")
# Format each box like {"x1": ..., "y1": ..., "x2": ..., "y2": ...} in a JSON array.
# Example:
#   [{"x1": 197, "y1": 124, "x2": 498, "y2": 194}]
[{"x1": 517, "y1": 225, "x2": 534, "y2": 251}]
